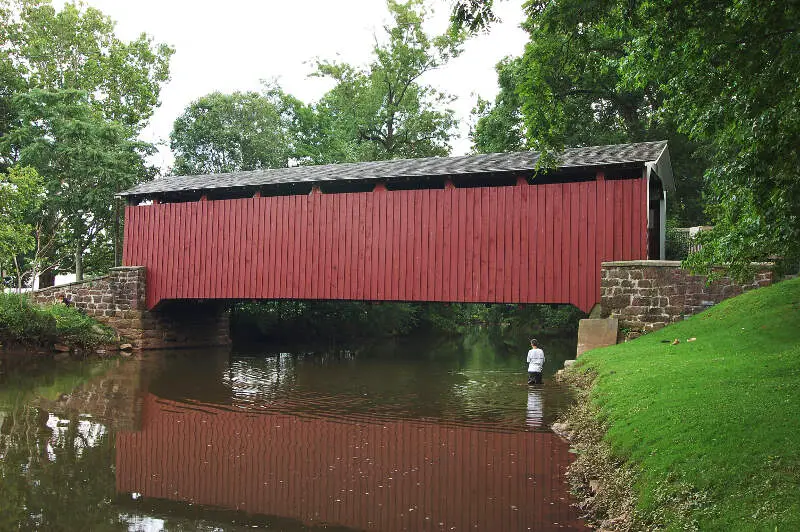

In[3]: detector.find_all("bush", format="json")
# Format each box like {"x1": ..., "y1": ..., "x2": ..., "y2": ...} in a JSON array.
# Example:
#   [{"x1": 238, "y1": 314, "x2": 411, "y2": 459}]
[
  {"x1": 0, "y1": 292, "x2": 57, "y2": 344},
  {"x1": 0, "y1": 293, "x2": 115, "y2": 349},
  {"x1": 45, "y1": 303, "x2": 116, "y2": 349}
]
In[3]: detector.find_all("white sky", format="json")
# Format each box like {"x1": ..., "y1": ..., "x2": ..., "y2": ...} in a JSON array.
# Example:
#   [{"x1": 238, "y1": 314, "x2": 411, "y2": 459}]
[{"x1": 56, "y1": 0, "x2": 528, "y2": 173}]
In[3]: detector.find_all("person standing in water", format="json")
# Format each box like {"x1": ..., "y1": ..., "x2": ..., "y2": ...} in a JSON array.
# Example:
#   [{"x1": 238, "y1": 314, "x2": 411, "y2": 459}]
[{"x1": 527, "y1": 338, "x2": 545, "y2": 385}]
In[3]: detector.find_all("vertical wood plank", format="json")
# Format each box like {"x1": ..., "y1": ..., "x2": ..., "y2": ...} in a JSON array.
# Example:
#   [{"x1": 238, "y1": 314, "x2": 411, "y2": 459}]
[
  {"x1": 462, "y1": 189, "x2": 473, "y2": 302},
  {"x1": 480, "y1": 189, "x2": 491, "y2": 302},
  {"x1": 544, "y1": 185, "x2": 555, "y2": 303},
  {"x1": 468, "y1": 189, "x2": 479, "y2": 302},
  {"x1": 536, "y1": 186, "x2": 546, "y2": 303},
  {"x1": 613, "y1": 180, "x2": 623, "y2": 260},
  {"x1": 254, "y1": 198, "x2": 265, "y2": 298},
  {"x1": 588, "y1": 181, "x2": 598, "y2": 310},
  {"x1": 579, "y1": 182, "x2": 589, "y2": 311},
  {"x1": 553, "y1": 184, "x2": 564, "y2": 304},
  {"x1": 442, "y1": 189, "x2": 452, "y2": 301},
  {"x1": 604, "y1": 179, "x2": 615, "y2": 263},
  {"x1": 511, "y1": 184, "x2": 521, "y2": 302},
  {"x1": 393, "y1": 193, "x2": 403, "y2": 301},
  {"x1": 501, "y1": 187, "x2": 510, "y2": 302},
  {"x1": 596, "y1": 175, "x2": 606, "y2": 266},
  {"x1": 570, "y1": 183, "x2": 580, "y2": 308},
  {"x1": 522, "y1": 185, "x2": 532, "y2": 302}
]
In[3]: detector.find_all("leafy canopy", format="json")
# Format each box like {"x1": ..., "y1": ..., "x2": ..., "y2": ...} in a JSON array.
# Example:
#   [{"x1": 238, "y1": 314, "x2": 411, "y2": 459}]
[
  {"x1": 469, "y1": 0, "x2": 800, "y2": 267},
  {"x1": 170, "y1": 88, "x2": 303, "y2": 175},
  {"x1": 0, "y1": 165, "x2": 44, "y2": 261},
  {"x1": 0, "y1": 0, "x2": 173, "y2": 132},
  {"x1": 302, "y1": 0, "x2": 466, "y2": 164},
  {"x1": 0, "y1": 0, "x2": 172, "y2": 281}
]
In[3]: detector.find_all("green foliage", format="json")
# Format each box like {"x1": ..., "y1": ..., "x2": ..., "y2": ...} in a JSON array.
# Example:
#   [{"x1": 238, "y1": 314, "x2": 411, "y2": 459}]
[
  {"x1": 232, "y1": 301, "x2": 420, "y2": 343},
  {"x1": 45, "y1": 302, "x2": 115, "y2": 349},
  {"x1": 644, "y1": 0, "x2": 800, "y2": 279},
  {"x1": 471, "y1": 57, "x2": 525, "y2": 153},
  {"x1": 301, "y1": 0, "x2": 466, "y2": 164},
  {"x1": 570, "y1": 278, "x2": 800, "y2": 529},
  {"x1": 232, "y1": 300, "x2": 583, "y2": 345},
  {"x1": 473, "y1": 0, "x2": 708, "y2": 225},
  {"x1": 0, "y1": 291, "x2": 55, "y2": 342},
  {"x1": 0, "y1": 0, "x2": 173, "y2": 132},
  {"x1": 0, "y1": 0, "x2": 172, "y2": 283},
  {"x1": 3, "y1": 89, "x2": 154, "y2": 278},
  {"x1": 170, "y1": 88, "x2": 302, "y2": 175},
  {"x1": 475, "y1": 0, "x2": 798, "y2": 272},
  {"x1": 0, "y1": 165, "x2": 44, "y2": 263},
  {"x1": 450, "y1": 0, "x2": 497, "y2": 33},
  {"x1": 0, "y1": 292, "x2": 115, "y2": 348}
]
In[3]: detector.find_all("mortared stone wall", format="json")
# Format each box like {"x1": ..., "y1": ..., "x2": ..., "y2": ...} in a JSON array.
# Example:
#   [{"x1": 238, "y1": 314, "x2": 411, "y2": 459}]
[
  {"x1": 601, "y1": 260, "x2": 773, "y2": 334},
  {"x1": 31, "y1": 267, "x2": 230, "y2": 350}
]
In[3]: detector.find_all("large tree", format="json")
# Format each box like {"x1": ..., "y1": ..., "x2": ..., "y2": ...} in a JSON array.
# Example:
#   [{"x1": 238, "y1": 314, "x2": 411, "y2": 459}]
[
  {"x1": 461, "y1": 0, "x2": 799, "y2": 275},
  {"x1": 0, "y1": 0, "x2": 172, "y2": 281},
  {"x1": 170, "y1": 88, "x2": 302, "y2": 176},
  {"x1": 620, "y1": 0, "x2": 800, "y2": 278},
  {"x1": 0, "y1": 0, "x2": 173, "y2": 133},
  {"x1": 472, "y1": 1, "x2": 707, "y2": 226},
  {"x1": 0, "y1": 165, "x2": 44, "y2": 290},
  {"x1": 300, "y1": 0, "x2": 466, "y2": 164},
  {"x1": 4, "y1": 89, "x2": 154, "y2": 281}
]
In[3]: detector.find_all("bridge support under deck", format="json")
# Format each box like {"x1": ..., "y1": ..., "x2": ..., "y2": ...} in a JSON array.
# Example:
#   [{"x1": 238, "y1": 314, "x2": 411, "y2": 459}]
[{"x1": 31, "y1": 266, "x2": 231, "y2": 350}]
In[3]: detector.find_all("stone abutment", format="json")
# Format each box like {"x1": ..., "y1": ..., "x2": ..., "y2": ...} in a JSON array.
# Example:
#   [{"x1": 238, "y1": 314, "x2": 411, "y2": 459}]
[
  {"x1": 601, "y1": 260, "x2": 773, "y2": 336},
  {"x1": 31, "y1": 267, "x2": 230, "y2": 350}
]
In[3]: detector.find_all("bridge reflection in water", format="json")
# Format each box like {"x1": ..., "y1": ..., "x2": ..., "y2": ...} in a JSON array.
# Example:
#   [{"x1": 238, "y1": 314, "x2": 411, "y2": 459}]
[{"x1": 116, "y1": 392, "x2": 586, "y2": 531}]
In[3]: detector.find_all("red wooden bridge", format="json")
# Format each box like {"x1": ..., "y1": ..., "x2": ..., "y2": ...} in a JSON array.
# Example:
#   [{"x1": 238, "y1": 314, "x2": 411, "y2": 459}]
[{"x1": 120, "y1": 141, "x2": 674, "y2": 312}]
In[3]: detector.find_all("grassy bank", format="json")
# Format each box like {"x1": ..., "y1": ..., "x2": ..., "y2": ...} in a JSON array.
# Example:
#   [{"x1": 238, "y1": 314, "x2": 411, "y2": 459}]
[
  {"x1": 562, "y1": 277, "x2": 800, "y2": 530},
  {"x1": 0, "y1": 292, "x2": 116, "y2": 351}
]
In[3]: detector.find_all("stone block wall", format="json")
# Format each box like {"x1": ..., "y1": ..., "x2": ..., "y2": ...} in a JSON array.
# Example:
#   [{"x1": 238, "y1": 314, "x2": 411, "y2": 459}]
[
  {"x1": 601, "y1": 260, "x2": 773, "y2": 334},
  {"x1": 31, "y1": 267, "x2": 230, "y2": 350}
]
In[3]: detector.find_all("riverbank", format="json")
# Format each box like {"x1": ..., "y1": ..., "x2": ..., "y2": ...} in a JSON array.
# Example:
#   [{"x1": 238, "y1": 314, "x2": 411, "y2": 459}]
[
  {"x1": 555, "y1": 277, "x2": 800, "y2": 530},
  {"x1": 0, "y1": 292, "x2": 120, "y2": 357}
]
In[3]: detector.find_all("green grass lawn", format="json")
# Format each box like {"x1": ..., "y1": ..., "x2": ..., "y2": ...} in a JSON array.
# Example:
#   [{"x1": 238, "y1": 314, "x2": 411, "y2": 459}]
[{"x1": 573, "y1": 277, "x2": 800, "y2": 530}]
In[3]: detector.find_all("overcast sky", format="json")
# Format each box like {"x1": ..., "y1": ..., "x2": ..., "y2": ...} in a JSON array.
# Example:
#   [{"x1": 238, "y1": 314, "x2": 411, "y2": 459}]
[{"x1": 56, "y1": 0, "x2": 528, "y2": 173}]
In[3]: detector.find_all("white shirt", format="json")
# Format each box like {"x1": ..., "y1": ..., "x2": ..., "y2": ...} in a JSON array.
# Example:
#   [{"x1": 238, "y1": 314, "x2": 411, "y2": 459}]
[{"x1": 527, "y1": 348, "x2": 545, "y2": 373}]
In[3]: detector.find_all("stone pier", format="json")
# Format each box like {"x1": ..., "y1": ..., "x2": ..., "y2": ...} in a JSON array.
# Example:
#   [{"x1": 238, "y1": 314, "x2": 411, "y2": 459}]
[{"x1": 31, "y1": 267, "x2": 230, "y2": 350}]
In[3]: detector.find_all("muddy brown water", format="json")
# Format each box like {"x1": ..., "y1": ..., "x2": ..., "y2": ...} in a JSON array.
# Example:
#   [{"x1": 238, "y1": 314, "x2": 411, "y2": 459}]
[{"x1": 0, "y1": 332, "x2": 588, "y2": 531}]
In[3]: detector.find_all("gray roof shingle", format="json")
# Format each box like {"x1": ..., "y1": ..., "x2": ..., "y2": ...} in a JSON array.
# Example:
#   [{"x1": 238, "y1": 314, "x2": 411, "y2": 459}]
[{"x1": 119, "y1": 140, "x2": 668, "y2": 197}]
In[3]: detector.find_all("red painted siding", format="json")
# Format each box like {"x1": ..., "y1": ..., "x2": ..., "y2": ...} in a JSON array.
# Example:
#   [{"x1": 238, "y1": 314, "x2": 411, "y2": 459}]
[
  {"x1": 116, "y1": 394, "x2": 587, "y2": 531},
  {"x1": 123, "y1": 177, "x2": 647, "y2": 311}
]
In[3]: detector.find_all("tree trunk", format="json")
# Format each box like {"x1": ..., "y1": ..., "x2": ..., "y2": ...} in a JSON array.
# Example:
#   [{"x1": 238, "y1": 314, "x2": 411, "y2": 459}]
[{"x1": 75, "y1": 240, "x2": 83, "y2": 282}]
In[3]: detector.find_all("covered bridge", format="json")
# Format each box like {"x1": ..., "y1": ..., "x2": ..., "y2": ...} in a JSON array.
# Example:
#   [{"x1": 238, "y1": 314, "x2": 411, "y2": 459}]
[{"x1": 119, "y1": 140, "x2": 674, "y2": 312}]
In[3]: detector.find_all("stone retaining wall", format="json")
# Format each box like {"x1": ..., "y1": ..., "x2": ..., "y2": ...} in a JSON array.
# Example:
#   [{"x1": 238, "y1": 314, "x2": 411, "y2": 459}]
[
  {"x1": 601, "y1": 260, "x2": 773, "y2": 334},
  {"x1": 31, "y1": 267, "x2": 230, "y2": 350}
]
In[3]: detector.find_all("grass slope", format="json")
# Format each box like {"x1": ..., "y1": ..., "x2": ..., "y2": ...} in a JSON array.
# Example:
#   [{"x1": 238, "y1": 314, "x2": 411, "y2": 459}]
[{"x1": 574, "y1": 277, "x2": 800, "y2": 530}]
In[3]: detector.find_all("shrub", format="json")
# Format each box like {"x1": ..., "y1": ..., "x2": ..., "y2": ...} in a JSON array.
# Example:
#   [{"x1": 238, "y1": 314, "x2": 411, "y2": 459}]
[
  {"x1": 0, "y1": 292, "x2": 57, "y2": 344},
  {"x1": 0, "y1": 293, "x2": 115, "y2": 349},
  {"x1": 45, "y1": 303, "x2": 116, "y2": 349}
]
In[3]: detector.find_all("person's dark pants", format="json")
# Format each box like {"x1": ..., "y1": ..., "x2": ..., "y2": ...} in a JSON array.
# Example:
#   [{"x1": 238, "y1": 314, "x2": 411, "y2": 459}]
[{"x1": 528, "y1": 371, "x2": 542, "y2": 385}]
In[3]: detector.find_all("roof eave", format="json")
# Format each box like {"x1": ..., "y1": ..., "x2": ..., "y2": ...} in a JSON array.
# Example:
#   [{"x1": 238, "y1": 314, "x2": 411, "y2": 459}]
[{"x1": 646, "y1": 143, "x2": 675, "y2": 193}]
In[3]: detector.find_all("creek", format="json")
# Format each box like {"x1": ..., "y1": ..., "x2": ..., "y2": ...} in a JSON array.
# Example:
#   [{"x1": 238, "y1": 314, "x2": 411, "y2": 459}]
[{"x1": 0, "y1": 330, "x2": 588, "y2": 531}]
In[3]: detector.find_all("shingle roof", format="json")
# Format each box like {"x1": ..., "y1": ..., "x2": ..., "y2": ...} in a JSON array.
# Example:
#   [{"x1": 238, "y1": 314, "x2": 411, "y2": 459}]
[{"x1": 119, "y1": 140, "x2": 668, "y2": 197}]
